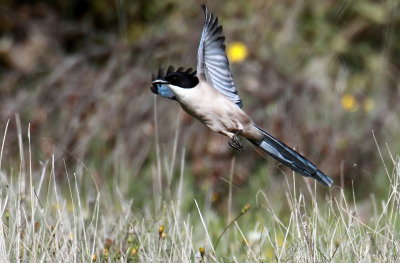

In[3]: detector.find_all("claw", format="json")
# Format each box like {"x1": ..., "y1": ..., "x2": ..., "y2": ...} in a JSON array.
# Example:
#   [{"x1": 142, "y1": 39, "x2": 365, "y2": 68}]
[{"x1": 228, "y1": 135, "x2": 244, "y2": 152}]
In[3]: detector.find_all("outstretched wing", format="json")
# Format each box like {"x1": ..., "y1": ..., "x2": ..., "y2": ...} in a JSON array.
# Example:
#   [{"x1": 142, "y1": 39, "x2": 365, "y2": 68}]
[{"x1": 197, "y1": 5, "x2": 243, "y2": 108}]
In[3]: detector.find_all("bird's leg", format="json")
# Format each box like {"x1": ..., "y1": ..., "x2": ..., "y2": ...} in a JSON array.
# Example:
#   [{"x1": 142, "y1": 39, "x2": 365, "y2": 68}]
[{"x1": 228, "y1": 131, "x2": 244, "y2": 152}]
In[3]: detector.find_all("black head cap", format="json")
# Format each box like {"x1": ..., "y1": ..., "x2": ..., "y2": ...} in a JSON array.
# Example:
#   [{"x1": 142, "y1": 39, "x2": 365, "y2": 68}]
[{"x1": 165, "y1": 71, "x2": 199, "y2": 89}]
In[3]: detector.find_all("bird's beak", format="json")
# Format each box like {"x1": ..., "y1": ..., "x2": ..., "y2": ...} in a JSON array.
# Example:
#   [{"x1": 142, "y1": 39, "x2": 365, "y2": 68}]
[{"x1": 152, "y1": 79, "x2": 168, "y2": 85}]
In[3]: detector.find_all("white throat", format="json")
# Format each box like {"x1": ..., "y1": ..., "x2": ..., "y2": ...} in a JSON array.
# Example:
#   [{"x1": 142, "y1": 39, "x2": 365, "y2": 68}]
[{"x1": 168, "y1": 84, "x2": 199, "y2": 101}]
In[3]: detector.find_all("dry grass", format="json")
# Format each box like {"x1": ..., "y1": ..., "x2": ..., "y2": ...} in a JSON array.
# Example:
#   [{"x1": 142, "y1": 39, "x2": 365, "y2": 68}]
[
  {"x1": 1, "y1": 1, "x2": 400, "y2": 262},
  {"x1": 0, "y1": 119, "x2": 399, "y2": 262}
]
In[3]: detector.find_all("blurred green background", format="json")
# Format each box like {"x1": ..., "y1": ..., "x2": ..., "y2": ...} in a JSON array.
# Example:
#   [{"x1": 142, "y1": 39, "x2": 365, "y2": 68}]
[{"x1": 0, "y1": 0, "x2": 399, "y2": 204}]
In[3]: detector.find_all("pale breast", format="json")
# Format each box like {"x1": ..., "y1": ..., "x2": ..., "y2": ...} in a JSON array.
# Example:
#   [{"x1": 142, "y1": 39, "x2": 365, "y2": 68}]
[{"x1": 168, "y1": 81, "x2": 259, "y2": 138}]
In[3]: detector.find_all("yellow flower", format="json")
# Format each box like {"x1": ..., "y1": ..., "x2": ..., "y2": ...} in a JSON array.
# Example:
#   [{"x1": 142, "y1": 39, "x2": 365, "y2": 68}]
[
  {"x1": 227, "y1": 42, "x2": 248, "y2": 63},
  {"x1": 199, "y1": 247, "x2": 205, "y2": 259},
  {"x1": 52, "y1": 203, "x2": 60, "y2": 211},
  {"x1": 211, "y1": 192, "x2": 219, "y2": 203},
  {"x1": 363, "y1": 98, "x2": 375, "y2": 112},
  {"x1": 129, "y1": 247, "x2": 137, "y2": 256},
  {"x1": 341, "y1": 94, "x2": 358, "y2": 112}
]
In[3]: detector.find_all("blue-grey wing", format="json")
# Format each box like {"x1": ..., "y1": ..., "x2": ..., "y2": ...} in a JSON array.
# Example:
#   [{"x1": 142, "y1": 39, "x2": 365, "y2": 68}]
[{"x1": 197, "y1": 5, "x2": 243, "y2": 108}]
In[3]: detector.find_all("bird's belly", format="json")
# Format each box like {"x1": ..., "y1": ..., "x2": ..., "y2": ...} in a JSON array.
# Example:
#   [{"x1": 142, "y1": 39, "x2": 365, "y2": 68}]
[
  {"x1": 202, "y1": 114, "x2": 233, "y2": 133},
  {"x1": 179, "y1": 97, "x2": 237, "y2": 133},
  {"x1": 172, "y1": 84, "x2": 258, "y2": 136}
]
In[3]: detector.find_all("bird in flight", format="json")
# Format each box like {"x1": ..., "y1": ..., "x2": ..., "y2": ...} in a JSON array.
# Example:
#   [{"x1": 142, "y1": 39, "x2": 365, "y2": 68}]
[{"x1": 150, "y1": 5, "x2": 333, "y2": 187}]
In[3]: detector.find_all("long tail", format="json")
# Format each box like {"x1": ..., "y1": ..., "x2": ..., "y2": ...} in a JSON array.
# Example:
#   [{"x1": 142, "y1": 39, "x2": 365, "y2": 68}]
[{"x1": 248, "y1": 124, "x2": 333, "y2": 187}]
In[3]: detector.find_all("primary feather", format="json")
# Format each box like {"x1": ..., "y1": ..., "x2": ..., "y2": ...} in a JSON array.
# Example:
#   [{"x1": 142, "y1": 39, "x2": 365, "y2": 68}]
[{"x1": 197, "y1": 4, "x2": 243, "y2": 108}]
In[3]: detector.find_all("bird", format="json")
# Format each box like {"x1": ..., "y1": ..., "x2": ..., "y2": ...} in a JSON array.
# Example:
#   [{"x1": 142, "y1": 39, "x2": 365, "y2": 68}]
[{"x1": 150, "y1": 5, "x2": 333, "y2": 187}]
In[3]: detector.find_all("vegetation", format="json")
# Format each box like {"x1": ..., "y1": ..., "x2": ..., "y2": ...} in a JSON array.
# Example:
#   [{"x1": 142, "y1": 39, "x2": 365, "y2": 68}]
[
  {"x1": 0, "y1": 0, "x2": 399, "y2": 262},
  {"x1": 0, "y1": 121, "x2": 399, "y2": 262}
]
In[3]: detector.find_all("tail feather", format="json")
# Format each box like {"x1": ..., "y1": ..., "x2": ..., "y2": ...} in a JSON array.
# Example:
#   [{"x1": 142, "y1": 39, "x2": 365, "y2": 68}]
[{"x1": 249, "y1": 124, "x2": 334, "y2": 187}]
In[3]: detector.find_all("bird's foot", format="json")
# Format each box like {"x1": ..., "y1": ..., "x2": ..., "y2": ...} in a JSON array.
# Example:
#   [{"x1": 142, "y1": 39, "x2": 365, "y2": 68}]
[{"x1": 228, "y1": 134, "x2": 244, "y2": 152}]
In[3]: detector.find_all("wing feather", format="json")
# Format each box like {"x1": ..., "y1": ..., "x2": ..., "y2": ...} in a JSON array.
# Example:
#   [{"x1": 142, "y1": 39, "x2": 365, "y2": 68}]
[{"x1": 197, "y1": 5, "x2": 243, "y2": 108}]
